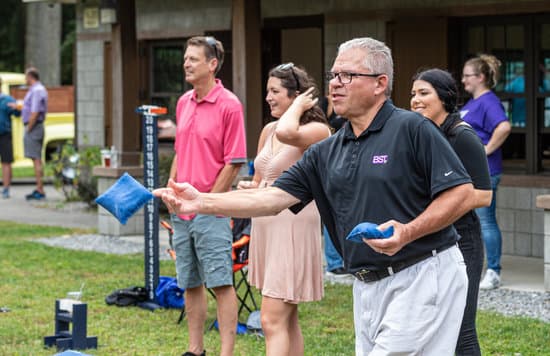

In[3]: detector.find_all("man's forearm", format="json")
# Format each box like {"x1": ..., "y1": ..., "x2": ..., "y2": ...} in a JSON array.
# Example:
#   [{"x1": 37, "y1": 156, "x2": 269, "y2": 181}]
[
  {"x1": 200, "y1": 187, "x2": 299, "y2": 218},
  {"x1": 403, "y1": 183, "x2": 474, "y2": 243},
  {"x1": 210, "y1": 163, "x2": 242, "y2": 193},
  {"x1": 473, "y1": 189, "x2": 492, "y2": 208}
]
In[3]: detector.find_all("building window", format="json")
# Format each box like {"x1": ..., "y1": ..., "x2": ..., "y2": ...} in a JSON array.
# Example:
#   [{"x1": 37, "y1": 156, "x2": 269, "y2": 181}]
[
  {"x1": 146, "y1": 31, "x2": 232, "y2": 121},
  {"x1": 538, "y1": 23, "x2": 550, "y2": 171},
  {"x1": 148, "y1": 41, "x2": 189, "y2": 119},
  {"x1": 458, "y1": 15, "x2": 550, "y2": 174}
]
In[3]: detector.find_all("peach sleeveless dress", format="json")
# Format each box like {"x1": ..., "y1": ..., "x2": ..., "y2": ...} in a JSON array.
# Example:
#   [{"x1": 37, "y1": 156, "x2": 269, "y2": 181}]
[{"x1": 248, "y1": 125, "x2": 324, "y2": 303}]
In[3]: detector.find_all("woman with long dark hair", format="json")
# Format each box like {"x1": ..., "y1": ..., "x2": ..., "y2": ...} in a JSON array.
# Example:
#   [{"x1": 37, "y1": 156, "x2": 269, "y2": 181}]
[{"x1": 411, "y1": 68, "x2": 492, "y2": 356}]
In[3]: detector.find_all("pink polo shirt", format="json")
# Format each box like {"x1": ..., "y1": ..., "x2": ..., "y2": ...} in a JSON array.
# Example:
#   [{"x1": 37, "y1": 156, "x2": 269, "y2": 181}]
[{"x1": 174, "y1": 79, "x2": 247, "y2": 215}]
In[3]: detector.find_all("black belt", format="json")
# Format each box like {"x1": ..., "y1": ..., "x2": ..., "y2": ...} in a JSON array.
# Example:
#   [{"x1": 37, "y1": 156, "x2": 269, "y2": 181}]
[{"x1": 353, "y1": 243, "x2": 456, "y2": 283}]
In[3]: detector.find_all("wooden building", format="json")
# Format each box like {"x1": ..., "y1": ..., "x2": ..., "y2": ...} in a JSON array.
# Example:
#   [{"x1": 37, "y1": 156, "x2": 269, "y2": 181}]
[{"x1": 69, "y1": 0, "x2": 550, "y2": 286}]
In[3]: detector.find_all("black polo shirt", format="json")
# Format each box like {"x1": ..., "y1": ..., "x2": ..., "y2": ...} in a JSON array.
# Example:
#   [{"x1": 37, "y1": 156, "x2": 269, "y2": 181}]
[{"x1": 273, "y1": 100, "x2": 472, "y2": 273}]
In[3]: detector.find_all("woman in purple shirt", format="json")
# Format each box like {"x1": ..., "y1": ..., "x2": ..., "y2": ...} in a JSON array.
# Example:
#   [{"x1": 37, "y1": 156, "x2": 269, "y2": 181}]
[{"x1": 460, "y1": 54, "x2": 511, "y2": 290}]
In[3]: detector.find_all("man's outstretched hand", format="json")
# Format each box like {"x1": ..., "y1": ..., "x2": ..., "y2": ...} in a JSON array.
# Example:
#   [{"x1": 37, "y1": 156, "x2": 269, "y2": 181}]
[{"x1": 153, "y1": 179, "x2": 202, "y2": 215}]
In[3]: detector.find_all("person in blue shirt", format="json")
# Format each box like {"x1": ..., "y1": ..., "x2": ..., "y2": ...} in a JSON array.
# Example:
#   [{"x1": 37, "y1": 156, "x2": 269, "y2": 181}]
[{"x1": 0, "y1": 78, "x2": 21, "y2": 199}]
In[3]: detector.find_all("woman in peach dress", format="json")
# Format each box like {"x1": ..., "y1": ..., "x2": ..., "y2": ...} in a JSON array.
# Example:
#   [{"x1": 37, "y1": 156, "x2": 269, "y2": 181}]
[{"x1": 238, "y1": 63, "x2": 329, "y2": 356}]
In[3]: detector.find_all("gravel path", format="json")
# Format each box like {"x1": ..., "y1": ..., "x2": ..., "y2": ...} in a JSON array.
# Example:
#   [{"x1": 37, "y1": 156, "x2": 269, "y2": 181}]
[
  {"x1": 35, "y1": 234, "x2": 173, "y2": 260},
  {"x1": 35, "y1": 234, "x2": 549, "y2": 323},
  {"x1": 478, "y1": 288, "x2": 549, "y2": 322}
]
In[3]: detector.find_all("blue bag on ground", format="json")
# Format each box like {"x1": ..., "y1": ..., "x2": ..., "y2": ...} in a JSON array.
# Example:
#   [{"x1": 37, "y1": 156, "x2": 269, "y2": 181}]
[
  {"x1": 155, "y1": 276, "x2": 185, "y2": 309},
  {"x1": 213, "y1": 320, "x2": 248, "y2": 335},
  {"x1": 95, "y1": 172, "x2": 153, "y2": 225},
  {"x1": 346, "y1": 222, "x2": 394, "y2": 243}
]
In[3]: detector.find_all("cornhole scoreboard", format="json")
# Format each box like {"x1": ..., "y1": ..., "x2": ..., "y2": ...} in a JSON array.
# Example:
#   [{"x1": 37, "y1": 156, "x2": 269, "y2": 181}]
[{"x1": 136, "y1": 105, "x2": 167, "y2": 302}]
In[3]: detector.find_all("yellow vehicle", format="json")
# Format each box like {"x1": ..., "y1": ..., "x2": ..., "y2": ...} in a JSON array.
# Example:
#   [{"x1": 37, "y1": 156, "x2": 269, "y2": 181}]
[{"x1": 0, "y1": 72, "x2": 75, "y2": 167}]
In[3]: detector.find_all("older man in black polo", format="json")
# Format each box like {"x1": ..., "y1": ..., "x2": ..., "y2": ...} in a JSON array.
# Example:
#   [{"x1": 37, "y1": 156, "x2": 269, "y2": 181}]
[{"x1": 155, "y1": 37, "x2": 474, "y2": 355}]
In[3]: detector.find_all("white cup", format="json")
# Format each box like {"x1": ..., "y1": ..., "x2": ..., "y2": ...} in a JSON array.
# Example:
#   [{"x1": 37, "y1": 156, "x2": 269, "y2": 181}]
[{"x1": 67, "y1": 291, "x2": 82, "y2": 300}]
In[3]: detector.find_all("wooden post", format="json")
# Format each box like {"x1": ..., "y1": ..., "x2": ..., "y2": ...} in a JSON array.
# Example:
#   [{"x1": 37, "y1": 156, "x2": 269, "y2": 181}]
[
  {"x1": 93, "y1": 0, "x2": 142, "y2": 238},
  {"x1": 232, "y1": 0, "x2": 263, "y2": 157},
  {"x1": 110, "y1": 0, "x2": 140, "y2": 166}
]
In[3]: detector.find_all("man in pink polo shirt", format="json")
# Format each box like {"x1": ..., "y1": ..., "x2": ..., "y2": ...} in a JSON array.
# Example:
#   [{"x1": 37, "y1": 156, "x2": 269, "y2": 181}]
[{"x1": 168, "y1": 36, "x2": 247, "y2": 356}]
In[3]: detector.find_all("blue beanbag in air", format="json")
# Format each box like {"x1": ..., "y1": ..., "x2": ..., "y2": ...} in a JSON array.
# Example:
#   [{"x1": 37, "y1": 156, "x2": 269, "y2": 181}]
[
  {"x1": 95, "y1": 172, "x2": 154, "y2": 225},
  {"x1": 346, "y1": 222, "x2": 394, "y2": 243}
]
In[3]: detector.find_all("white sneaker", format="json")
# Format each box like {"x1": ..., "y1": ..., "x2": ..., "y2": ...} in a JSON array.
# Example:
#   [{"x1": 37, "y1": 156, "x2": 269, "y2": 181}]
[{"x1": 479, "y1": 269, "x2": 500, "y2": 290}]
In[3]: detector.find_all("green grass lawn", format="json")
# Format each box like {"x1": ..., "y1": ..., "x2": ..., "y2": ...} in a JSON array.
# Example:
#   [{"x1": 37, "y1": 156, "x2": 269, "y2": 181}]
[
  {"x1": 0, "y1": 166, "x2": 53, "y2": 179},
  {"x1": 0, "y1": 221, "x2": 548, "y2": 355}
]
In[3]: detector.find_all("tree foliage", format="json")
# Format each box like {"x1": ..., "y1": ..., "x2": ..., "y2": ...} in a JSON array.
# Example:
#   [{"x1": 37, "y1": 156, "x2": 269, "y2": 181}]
[
  {"x1": 0, "y1": 0, "x2": 25, "y2": 73},
  {"x1": 61, "y1": 4, "x2": 75, "y2": 85},
  {"x1": 0, "y1": 1, "x2": 74, "y2": 85}
]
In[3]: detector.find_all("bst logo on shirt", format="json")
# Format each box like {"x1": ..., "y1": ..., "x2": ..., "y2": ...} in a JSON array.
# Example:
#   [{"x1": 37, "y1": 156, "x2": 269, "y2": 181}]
[{"x1": 372, "y1": 155, "x2": 388, "y2": 164}]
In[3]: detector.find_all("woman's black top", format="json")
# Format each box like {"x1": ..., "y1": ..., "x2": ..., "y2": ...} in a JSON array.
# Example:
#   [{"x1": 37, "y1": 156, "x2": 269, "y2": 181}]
[
  {"x1": 441, "y1": 112, "x2": 491, "y2": 229},
  {"x1": 319, "y1": 96, "x2": 346, "y2": 132}
]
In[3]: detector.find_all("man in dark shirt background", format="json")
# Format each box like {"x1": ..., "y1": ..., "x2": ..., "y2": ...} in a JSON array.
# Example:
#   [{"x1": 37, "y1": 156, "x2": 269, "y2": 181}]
[{"x1": 155, "y1": 37, "x2": 476, "y2": 354}]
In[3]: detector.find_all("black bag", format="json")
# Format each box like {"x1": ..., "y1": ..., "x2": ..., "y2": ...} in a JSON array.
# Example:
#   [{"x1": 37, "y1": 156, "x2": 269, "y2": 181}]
[
  {"x1": 231, "y1": 218, "x2": 251, "y2": 264},
  {"x1": 105, "y1": 286, "x2": 148, "y2": 307}
]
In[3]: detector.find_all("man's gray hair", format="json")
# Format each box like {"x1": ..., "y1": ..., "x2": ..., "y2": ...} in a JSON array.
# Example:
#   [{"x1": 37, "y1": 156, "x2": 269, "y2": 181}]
[{"x1": 338, "y1": 37, "x2": 394, "y2": 96}]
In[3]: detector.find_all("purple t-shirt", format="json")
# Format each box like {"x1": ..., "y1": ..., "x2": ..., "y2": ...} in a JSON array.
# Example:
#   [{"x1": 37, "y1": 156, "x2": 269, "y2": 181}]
[
  {"x1": 22, "y1": 82, "x2": 48, "y2": 124},
  {"x1": 460, "y1": 91, "x2": 508, "y2": 175}
]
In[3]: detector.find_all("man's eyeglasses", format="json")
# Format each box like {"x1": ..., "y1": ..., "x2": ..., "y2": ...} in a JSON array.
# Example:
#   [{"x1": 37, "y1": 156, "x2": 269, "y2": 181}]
[
  {"x1": 205, "y1": 36, "x2": 219, "y2": 60},
  {"x1": 326, "y1": 71, "x2": 382, "y2": 84},
  {"x1": 276, "y1": 62, "x2": 300, "y2": 89}
]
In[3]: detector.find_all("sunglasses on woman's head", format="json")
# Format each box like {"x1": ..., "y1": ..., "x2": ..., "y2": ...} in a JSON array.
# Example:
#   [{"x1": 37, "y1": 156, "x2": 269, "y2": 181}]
[{"x1": 276, "y1": 62, "x2": 300, "y2": 89}]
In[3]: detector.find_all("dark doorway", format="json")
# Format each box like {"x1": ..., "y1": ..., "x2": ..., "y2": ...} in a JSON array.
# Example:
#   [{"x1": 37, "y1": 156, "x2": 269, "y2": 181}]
[
  {"x1": 141, "y1": 31, "x2": 233, "y2": 121},
  {"x1": 387, "y1": 18, "x2": 448, "y2": 109},
  {"x1": 261, "y1": 15, "x2": 324, "y2": 125}
]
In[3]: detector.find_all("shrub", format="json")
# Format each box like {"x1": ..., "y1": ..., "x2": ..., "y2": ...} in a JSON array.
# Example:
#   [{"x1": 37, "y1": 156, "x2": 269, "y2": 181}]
[
  {"x1": 158, "y1": 153, "x2": 174, "y2": 188},
  {"x1": 49, "y1": 142, "x2": 101, "y2": 206},
  {"x1": 157, "y1": 153, "x2": 174, "y2": 214}
]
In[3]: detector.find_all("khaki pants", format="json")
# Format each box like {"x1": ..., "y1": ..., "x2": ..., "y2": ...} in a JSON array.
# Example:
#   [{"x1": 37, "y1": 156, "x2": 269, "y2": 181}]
[{"x1": 353, "y1": 245, "x2": 468, "y2": 355}]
